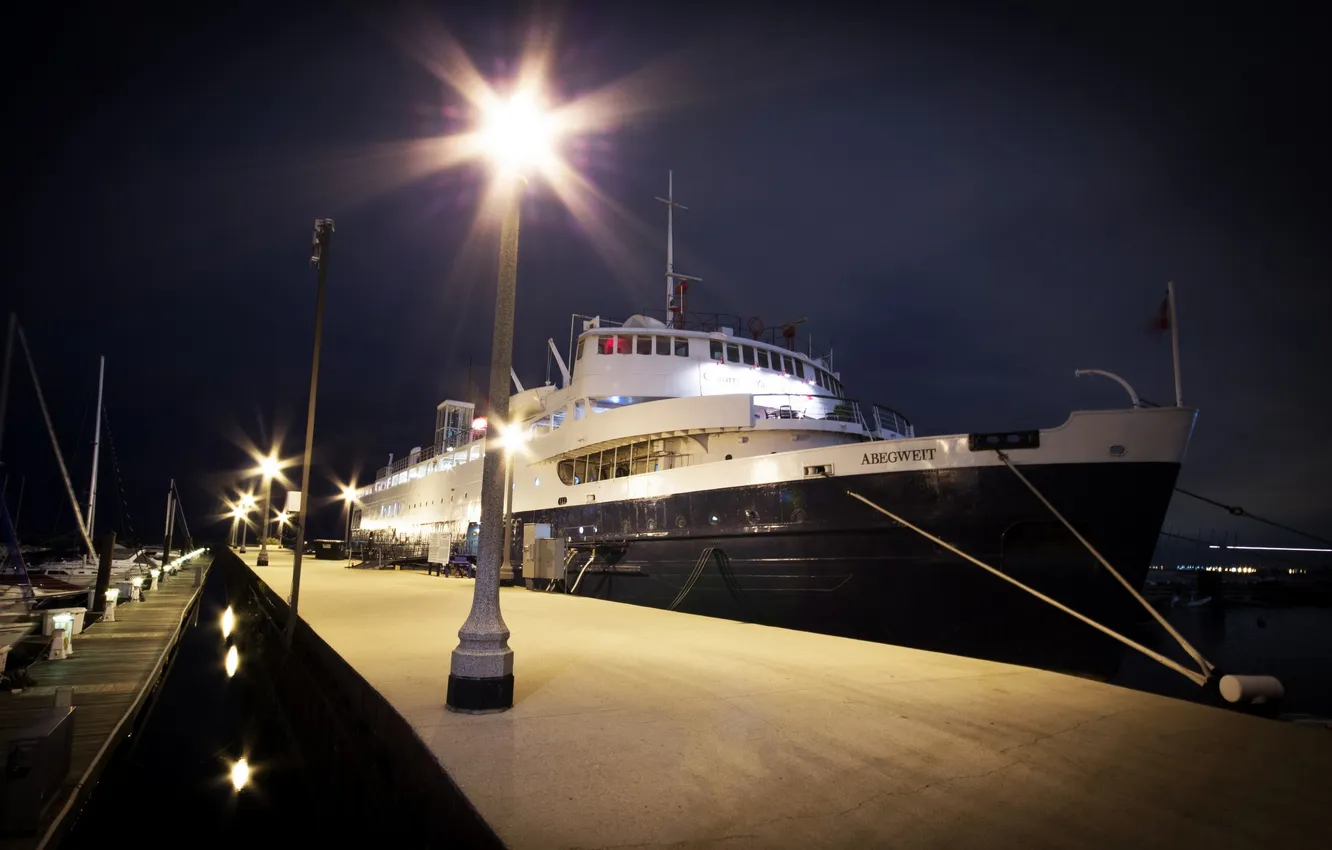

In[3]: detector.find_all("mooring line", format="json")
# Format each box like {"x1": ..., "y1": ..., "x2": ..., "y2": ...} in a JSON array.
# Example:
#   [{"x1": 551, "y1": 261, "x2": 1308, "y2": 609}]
[
  {"x1": 994, "y1": 451, "x2": 1213, "y2": 680},
  {"x1": 845, "y1": 490, "x2": 1208, "y2": 687}
]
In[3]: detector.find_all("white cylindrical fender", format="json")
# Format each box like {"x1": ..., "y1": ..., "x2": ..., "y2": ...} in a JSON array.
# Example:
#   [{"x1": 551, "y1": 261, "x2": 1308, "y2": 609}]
[{"x1": 1219, "y1": 675, "x2": 1284, "y2": 704}]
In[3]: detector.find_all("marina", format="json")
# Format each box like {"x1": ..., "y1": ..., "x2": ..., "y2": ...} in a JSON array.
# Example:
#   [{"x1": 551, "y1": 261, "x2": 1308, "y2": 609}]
[
  {"x1": 0, "y1": 552, "x2": 208, "y2": 846},
  {"x1": 227, "y1": 547, "x2": 1329, "y2": 849}
]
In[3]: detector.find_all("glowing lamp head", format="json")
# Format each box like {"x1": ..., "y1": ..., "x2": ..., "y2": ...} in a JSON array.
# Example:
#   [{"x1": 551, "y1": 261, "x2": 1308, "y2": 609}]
[
  {"x1": 472, "y1": 416, "x2": 488, "y2": 431},
  {"x1": 498, "y1": 423, "x2": 528, "y2": 453},
  {"x1": 341, "y1": 486, "x2": 357, "y2": 502},
  {"x1": 479, "y1": 92, "x2": 555, "y2": 175},
  {"x1": 230, "y1": 758, "x2": 250, "y2": 791},
  {"x1": 276, "y1": 511, "x2": 290, "y2": 525},
  {"x1": 258, "y1": 454, "x2": 281, "y2": 478},
  {"x1": 230, "y1": 507, "x2": 245, "y2": 519},
  {"x1": 240, "y1": 494, "x2": 256, "y2": 509}
]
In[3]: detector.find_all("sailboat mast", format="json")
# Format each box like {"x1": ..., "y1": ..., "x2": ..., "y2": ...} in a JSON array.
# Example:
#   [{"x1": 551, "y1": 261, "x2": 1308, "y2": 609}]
[
  {"x1": 16, "y1": 325, "x2": 95, "y2": 559},
  {"x1": 86, "y1": 354, "x2": 104, "y2": 538}
]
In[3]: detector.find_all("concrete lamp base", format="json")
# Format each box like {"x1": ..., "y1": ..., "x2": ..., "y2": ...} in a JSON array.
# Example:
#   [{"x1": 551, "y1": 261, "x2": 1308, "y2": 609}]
[
  {"x1": 446, "y1": 674, "x2": 515, "y2": 713},
  {"x1": 256, "y1": 552, "x2": 269, "y2": 566}
]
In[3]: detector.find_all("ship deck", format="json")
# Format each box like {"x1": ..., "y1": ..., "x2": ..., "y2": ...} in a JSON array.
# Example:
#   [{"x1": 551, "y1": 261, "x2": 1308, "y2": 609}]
[{"x1": 238, "y1": 548, "x2": 1327, "y2": 849}]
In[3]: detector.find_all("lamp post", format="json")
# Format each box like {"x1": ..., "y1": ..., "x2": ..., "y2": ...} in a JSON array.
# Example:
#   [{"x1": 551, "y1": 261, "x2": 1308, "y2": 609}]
[
  {"x1": 238, "y1": 495, "x2": 255, "y2": 553},
  {"x1": 498, "y1": 424, "x2": 526, "y2": 583},
  {"x1": 286, "y1": 217, "x2": 334, "y2": 649},
  {"x1": 256, "y1": 453, "x2": 280, "y2": 567},
  {"x1": 448, "y1": 91, "x2": 555, "y2": 713},
  {"x1": 229, "y1": 506, "x2": 244, "y2": 548},
  {"x1": 341, "y1": 486, "x2": 357, "y2": 565},
  {"x1": 276, "y1": 510, "x2": 290, "y2": 543}
]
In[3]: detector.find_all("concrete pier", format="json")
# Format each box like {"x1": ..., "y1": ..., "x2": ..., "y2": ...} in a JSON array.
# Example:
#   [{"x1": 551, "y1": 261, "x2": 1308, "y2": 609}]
[{"x1": 235, "y1": 548, "x2": 1328, "y2": 849}]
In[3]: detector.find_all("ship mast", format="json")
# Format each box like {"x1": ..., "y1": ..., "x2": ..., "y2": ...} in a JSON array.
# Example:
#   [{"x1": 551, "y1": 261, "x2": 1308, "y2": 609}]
[
  {"x1": 655, "y1": 171, "x2": 701, "y2": 329},
  {"x1": 86, "y1": 354, "x2": 104, "y2": 539}
]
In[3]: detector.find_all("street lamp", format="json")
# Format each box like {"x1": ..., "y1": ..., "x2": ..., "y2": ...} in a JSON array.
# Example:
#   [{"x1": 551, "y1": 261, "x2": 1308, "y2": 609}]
[
  {"x1": 497, "y1": 423, "x2": 528, "y2": 583},
  {"x1": 448, "y1": 90, "x2": 558, "y2": 713},
  {"x1": 255, "y1": 453, "x2": 281, "y2": 567},
  {"x1": 285, "y1": 217, "x2": 334, "y2": 650},
  {"x1": 238, "y1": 494, "x2": 256, "y2": 553},
  {"x1": 341, "y1": 485, "x2": 357, "y2": 565},
  {"x1": 229, "y1": 506, "x2": 245, "y2": 548}
]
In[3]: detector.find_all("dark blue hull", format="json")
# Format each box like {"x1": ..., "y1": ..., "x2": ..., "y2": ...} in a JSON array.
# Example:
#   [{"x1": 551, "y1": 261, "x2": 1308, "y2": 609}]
[{"x1": 515, "y1": 460, "x2": 1181, "y2": 677}]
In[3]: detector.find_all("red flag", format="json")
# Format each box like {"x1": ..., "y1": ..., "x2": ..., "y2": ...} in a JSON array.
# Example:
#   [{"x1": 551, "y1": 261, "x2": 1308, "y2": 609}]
[{"x1": 1152, "y1": 294, "x2": 1171, "y2": 332}]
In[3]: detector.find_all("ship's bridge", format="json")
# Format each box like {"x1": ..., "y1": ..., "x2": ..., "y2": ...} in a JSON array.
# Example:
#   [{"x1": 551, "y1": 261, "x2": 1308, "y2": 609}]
[{"x1": 568, "y1": 313, "x2": 847, "y2": 407}]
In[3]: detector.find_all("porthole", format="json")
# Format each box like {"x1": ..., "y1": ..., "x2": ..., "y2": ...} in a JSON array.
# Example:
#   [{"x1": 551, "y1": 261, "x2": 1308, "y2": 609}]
[
  {"x1": 646, "y1": 518, "x2": 657, "y2": 531},
  {"x1": 744, "y1": 509, "x2": 759, "y2": 524},
  {"x1": 1109, "y1": 445, "x2": 1127, "y2": 457},
  {"x1": 675, "y1": 515, "x2": 687, "y2": 528},
  {"x1": 792, "y1": 508, "x2": 807, "y2": 523},
  {"x1": 725, "y1": 454, "x2": 733, "y2": 460}
]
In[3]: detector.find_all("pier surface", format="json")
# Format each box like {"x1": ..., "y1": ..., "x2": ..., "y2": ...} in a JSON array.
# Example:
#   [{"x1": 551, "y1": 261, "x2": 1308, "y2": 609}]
[
  {"x1": 0, "y1": 560, "x2": 208, "y2": 848},
  {"x1": 240, "y1": 549, "x2": 1327, "y2": 849}
]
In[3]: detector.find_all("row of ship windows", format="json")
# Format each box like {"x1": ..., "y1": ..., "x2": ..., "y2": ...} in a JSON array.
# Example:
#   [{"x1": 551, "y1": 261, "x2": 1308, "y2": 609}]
[{"x1": 575, "y1": 333, "x2": 844, "y2": 397}]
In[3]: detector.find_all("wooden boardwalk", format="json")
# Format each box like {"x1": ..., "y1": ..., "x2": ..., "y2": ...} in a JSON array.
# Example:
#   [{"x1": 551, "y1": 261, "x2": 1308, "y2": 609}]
[{"x1": 0, "y1": 559, "x2": 209, "y2": 848}]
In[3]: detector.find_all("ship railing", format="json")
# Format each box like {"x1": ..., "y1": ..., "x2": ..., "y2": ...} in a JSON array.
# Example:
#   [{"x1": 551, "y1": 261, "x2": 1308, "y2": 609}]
[
  {"x1": 870, "y1": 404, "x2": 915, "y2": 439},
  {"x1": 752, "y1": 394, "x2": 866, "y2": 426}
]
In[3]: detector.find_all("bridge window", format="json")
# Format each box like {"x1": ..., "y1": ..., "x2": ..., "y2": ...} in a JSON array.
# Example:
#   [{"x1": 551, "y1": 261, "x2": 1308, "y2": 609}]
[
  {"x1": 616, "y1": 335, "x2": 631, "y2": 354},
  {"x1": 636, "y1": 335, "x2": 652, "y2": 355},
  {"x1": 756, "y1": 349, "x2": 770, "y2": 370},
  {"x1": 656, "y1": 335, "x2": 670, "y2": 355},
  {"x1": 576, "y1": 339, "x2": 585, "y2": 360},
  {"x1": 598, "y1": 336, "x2": 615, "y2": 355},
  {"x1": 674, "y1": 337, "x2": 689, "y2": 357},
  {"x1": 574, "y1": 399, "x2": 586, "y2": 420},
  {"x1": 710, "y1": 340, "x2": 723, "y2": 361},
  {"x1": 741, "y1": 346, "x2": 754, "y2": 366},
  {"x1": 794, "y1": 360, "x2": 806, "y2": 379},
  {"x1": 726, "y1": 343, "x2": 740, "y2": 363},
  {"x1": 782, "y1": 355, "x2": 795, "y2": 374}
]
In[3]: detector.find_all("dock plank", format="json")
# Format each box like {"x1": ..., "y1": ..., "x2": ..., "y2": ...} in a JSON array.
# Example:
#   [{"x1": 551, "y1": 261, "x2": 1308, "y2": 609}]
[{"x1": 0, "y1": 561, "x2": 208, "y2": 848}]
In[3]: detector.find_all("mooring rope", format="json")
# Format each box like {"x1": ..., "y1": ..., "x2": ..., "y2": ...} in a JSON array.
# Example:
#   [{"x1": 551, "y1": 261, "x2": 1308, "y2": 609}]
[
  {"x1": 846, "y1": 490, "x2": 1209, "y2": 687},
  {"x1": 995, "y1": 451, "x2": 1213, "y2": 679}
]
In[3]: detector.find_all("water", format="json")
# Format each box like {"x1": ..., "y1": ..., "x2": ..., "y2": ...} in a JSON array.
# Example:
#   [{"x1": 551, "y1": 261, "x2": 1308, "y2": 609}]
[
  {"x1": 63, "y1": 574, "x2": 363, "y2": 846},
  {"x1": 1113, "y1": 604, "x2": 1332, "y2": 717}
]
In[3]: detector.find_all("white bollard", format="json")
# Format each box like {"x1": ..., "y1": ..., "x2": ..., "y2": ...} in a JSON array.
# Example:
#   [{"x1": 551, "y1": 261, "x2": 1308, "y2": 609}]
[
  {"x1": 54, "y1": 686, "x2": 73, "y2": 708},
  {"x1": 48, "y1": 626, "x2": 70, "y2": 660},
  {"x1": 104, "y1": 588, "x2": 120, "y2": 622},
  {"x1": 1219, "y1": 675, "x2": 1285, "y2": 704}
]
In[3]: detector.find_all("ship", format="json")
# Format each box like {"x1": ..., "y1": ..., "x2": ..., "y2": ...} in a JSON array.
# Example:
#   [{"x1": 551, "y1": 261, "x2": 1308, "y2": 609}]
[{"x1": 352, "y1": 174, "x2": 1195, "y2": 677}]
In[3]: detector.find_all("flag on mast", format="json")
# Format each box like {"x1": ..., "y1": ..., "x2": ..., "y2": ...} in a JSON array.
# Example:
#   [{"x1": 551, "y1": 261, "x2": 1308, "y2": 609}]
[{"x1": 1153, "y1": 292, "x2": 1171, "y2": 331}]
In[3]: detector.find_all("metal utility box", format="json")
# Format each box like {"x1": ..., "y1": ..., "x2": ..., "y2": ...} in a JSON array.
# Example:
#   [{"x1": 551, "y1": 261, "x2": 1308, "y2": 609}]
[
  {"x1": 524, "y1": 527, "x2": 565, "y2": 589},
  {"x1": 313, "y1": 539, "x2": 346, "y2": 560},
  {"x1": 1, "y1": 707, "x2": 75, "y2": 835}
]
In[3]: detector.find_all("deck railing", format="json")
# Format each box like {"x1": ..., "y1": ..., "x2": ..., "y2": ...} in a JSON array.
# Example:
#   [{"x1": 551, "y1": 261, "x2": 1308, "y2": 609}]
[{"x1": 752, "y1": 394, "x2": 913, "y2": 439}]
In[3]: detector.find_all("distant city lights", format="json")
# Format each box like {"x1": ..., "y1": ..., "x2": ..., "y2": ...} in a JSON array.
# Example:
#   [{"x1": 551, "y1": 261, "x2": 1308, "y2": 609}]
[{"x1": 1208, "y1": 544, "x2": 1329, "y2": 553}]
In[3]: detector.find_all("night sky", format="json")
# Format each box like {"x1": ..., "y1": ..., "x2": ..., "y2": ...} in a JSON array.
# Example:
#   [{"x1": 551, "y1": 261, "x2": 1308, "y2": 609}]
[{"x1": 5, "y1": 1, "x2": 1328, "y2": 549}]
